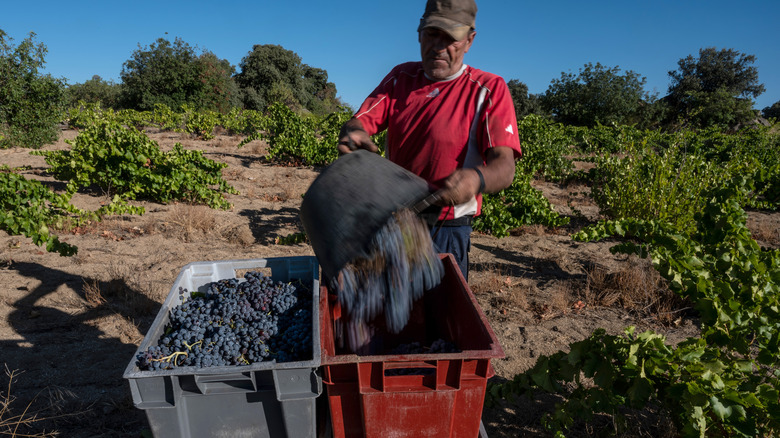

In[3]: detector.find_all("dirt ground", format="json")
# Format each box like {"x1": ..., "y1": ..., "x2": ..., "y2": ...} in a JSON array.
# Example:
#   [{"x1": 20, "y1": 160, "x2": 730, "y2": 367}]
[{"x1": 1, "y1": 128, "x2": 777, "y2": 437}]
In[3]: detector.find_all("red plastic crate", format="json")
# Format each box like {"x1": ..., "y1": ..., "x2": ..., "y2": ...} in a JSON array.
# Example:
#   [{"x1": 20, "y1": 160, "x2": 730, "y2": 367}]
[{"x1": 320, "y1": 254, "x2": 504, "y2": 438}]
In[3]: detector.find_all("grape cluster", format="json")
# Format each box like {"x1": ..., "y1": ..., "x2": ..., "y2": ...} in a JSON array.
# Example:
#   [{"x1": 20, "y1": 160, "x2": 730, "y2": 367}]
[
  {"x1": 136, "y1": 271, "x2": 312, "y2": 371},
  {"x1": 269, "y1": 306, "x2": 313, "y2": 363},
  {"x1": 331, "y1": 209, "x2": 444, "y2": 353}
]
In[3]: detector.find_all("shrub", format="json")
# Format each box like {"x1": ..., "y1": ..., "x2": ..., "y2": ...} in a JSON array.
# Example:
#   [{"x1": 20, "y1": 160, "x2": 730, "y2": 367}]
[
  {"x1": 33, "y1": 118, "x2": 237, "y2": 209},
  {"x1": 0, "y1": 30, "x2": 66, "y2": 148},
  {"x1": 590, "y1": 138, "x2": 721, "y2": 233}
]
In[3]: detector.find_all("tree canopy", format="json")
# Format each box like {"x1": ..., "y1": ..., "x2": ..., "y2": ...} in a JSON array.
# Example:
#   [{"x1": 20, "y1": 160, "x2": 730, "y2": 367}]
[
  {"x1": 507, "y1": 79, "x2": 544, "y2": 119},
  {"x1": 540, "y1": 62, "x2": 651, "y2": 127},
  {"x1": 195, "y1": 52, "x2": 240, "y2": 113},
  {"x1": 763, "y1": 100, "x2": 780, "y2": 121},
  {"x1": 666, "y1": 47, "x2": 765, "y2": 128},
  {"x1": 119, "y1": 37, "x2": 237, "y2": 112},
  {"x1": 66, "y1": 75, "x2": 121, "y2": 108},
  {"x1": 234, "y1": 44, "x2": 340, "y2": 115}
]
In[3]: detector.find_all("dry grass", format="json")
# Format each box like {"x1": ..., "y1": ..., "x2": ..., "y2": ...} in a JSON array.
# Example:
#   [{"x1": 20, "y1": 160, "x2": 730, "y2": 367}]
[
  {"x1": 95, "y1": 313, "x2": 144, "y2": 345},
  {"x1": 548, "y1": 280, "x2": 574, "y2": 313},
  {"x1": 526, "y1": 280, "x2": 576, "y2": 320},
  {"x1": 161, "y1": 203, "x2": 217, "y2": 242},
  {"x1": 0, "y1": 365, "x2": 74, "y2": 437},
  {"x1": 81, "y1": 278, "x2": 106, "y2": 308},
  {"x1": 155, "y1": 203, "x2": 255, "y2": 246},
  {"x1": 239, "y1": 138, "x2": 268, "y2": 155},
  {"x1": 471, "y1": 260, "x2": 585, "y2": 320},
  {"x1": 137, "y1": 216, "x2": 159, "y2": 236},
  {"x1": 61, "y1": 202, "x2": 250, "y2": 248},
  {"x1": 582, "y1": 265, "x2": 622, "y2": 307},
  {"x1": 471, "y1": 264, "x2": 529, "y2": 315},
  {"x1": 221, "y1": 224, "x2": 255, "y2": 247},
  {"x1": 281, "y1": 184, "x2": 297, "y2": 201},
  {"x1": 98, "y1": 260, "x2": 165, "y2": 317},
  {"x1": 582, "y1": 256, "x2": 689, "y2": 325}
]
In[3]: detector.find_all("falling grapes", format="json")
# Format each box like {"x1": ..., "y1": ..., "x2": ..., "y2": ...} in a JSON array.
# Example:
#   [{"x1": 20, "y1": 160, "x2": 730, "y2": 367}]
[
  {"x1": 331, "y1": 209, "x2": 444, "y2": 353},
  {"x1": 136, "y1": 271, "x2": 313, "y2": 371}
]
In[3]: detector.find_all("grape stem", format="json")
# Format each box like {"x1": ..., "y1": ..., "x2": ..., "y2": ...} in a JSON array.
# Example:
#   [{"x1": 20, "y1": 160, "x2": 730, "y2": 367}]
[
  {"x1": 153, "y1": 351, "x2": 189, "y2": 366},
  {"x1": 184, "y1": 340, "x2": 202, "y2": 351}
]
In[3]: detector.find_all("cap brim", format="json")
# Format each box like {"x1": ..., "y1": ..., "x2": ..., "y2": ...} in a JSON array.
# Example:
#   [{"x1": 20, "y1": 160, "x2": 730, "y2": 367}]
[{"x1": 419, "y1": 16, "x2": 471, "y2": 41}]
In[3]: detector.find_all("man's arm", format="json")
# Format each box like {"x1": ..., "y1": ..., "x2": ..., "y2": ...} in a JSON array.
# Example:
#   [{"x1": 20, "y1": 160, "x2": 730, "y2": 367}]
[
  {"x1": 436, "y1": 146, "x2": 516, "y2": 206},
  {"x1": 337, "y1": 118, "x2": 379, "y2": 155}
]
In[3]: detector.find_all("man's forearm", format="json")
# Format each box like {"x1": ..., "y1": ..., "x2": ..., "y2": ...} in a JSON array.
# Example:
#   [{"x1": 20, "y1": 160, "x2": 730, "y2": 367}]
[{"x1": 480, "y1": 146, "x2": 517, "y2": 193}]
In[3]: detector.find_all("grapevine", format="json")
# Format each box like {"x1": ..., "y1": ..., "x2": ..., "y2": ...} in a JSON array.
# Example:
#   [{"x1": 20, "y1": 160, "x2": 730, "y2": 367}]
[
  {"x1": 474, "y1": 169, "x2": 569, "y2": 237},
  {"x1": 0, "y1": 166, "x2": 142, "y2": 256},
  {"x1": 33, "y1": 117, "x2": 238, "y2": 210},
  {"x1": 488, "y1": 179, "x2": 780, "y2": 437}
]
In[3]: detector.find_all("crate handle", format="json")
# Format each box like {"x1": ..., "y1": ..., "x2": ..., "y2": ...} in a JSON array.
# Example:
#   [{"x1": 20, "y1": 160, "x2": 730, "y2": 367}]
[
  {"x1": 382, "y1": 361, "x2": 438, "y2": 388},
  {"x1": 193, "y1": 372, "x2": 256, "y2": 394},
  {"x1": 383, "y1": 361, "x2": 437, "y2": 372},
  {"x1": 357, "y1": 361, "x2": 461, "y2": 393}
]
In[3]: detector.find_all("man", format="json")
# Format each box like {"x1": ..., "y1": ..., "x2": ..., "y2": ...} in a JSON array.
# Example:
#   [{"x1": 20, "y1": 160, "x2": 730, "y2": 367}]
[{"x1": 337, "y1": 0, "x2": 522, "y2": 280}]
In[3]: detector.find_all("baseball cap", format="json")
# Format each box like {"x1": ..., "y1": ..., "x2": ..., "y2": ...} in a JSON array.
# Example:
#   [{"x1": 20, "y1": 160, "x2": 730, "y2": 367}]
[{"x1": 418, "y1": 0, "x2": 477, "y2": 41}]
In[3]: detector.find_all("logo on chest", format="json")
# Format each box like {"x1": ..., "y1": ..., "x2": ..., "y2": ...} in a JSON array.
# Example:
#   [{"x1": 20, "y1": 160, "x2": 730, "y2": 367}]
[{"x1": 426, "y1": 88, "x2": 440, "y2": 98}]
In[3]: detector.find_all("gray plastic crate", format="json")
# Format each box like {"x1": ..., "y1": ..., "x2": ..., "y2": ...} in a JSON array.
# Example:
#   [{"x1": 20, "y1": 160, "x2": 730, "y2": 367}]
[{"x1": 123, "y1": 257, "x2": 321, "y2": 438}]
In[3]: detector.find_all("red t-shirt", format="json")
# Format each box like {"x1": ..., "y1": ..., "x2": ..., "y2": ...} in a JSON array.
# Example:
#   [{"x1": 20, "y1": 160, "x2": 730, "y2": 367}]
[{"x1": 354, "y1": 62, "x2": 522, "y2": 219}]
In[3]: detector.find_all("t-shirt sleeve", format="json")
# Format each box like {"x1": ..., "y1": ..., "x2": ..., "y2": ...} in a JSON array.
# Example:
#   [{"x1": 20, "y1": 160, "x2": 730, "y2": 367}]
[
  {"x1": 481, "y1": 78, "x2": 522, "y2": 159},
  {"x1": 352, "y1": 68, "x2": 398, "y2": 136}
]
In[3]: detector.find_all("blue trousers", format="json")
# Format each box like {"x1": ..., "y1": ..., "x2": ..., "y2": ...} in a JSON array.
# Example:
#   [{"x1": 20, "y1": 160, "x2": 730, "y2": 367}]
[{"x1": 429, "y1": 225, "x2": 471, "y2": 281}]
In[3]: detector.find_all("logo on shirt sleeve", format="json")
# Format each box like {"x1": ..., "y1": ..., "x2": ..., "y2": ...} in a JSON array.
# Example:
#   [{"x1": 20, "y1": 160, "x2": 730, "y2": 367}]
[{"x1": 505, "y1": 124, "x2": 515, "y2": 134}]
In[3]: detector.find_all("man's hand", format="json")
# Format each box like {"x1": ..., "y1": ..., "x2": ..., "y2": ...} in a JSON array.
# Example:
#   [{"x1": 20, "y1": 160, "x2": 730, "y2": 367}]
[
  {"x1": 436, "y1": 146, "x2": 517, "y2": 206},
  {"x1": 438, "y1": 168, "x2": 483, "y2": 206},
  {"x1": 337, "y1": 118, "x2": 379, "y2": 154}
]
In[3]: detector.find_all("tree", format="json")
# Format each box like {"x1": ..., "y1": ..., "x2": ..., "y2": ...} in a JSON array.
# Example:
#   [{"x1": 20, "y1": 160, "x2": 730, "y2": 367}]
[
  {"x1": 506, "y1": 79, "x2": 544, "y2": 119},
  {"x1": 540, "y1": 62, "x2": 651, "y2": 127},
  {"x1": 0, "y1": 30, "x2": 66, "y2": 148},
  {"x1": 762, "y1": 100, "x2": 780, "y2": 121},
  {"x1": 302, "y1": 65, "x2": 339, "y2": 114},
  {"x1": 666, "y1": 47, "x2": 764, "y2": 128},
  {"x1": 234, "y1": 44, "x2": 340, "y2": 115},
  {"x1": 194, "y1": 52, "x2": 240, "y2": 113},
  {"x1": 119, "y1": 36, "x2": 237, "y2": 112},
  {"x1": 66, "y1": 75, "x2": 121, "y2": 108}
]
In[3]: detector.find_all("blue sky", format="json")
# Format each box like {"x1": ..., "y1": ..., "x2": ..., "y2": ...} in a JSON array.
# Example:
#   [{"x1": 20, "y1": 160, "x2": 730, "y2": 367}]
[{"x1": 3, "y1": 0, "x2": 778, "y2": 112}]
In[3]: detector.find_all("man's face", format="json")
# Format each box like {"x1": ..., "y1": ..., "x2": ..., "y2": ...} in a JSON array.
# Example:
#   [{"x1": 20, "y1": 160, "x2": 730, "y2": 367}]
[{"x1": 419, "y1": 28, "x2": 475, "y2": 80}]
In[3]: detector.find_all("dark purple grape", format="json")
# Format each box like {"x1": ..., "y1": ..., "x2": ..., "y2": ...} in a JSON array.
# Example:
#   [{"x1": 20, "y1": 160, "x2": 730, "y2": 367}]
[{"x1": 136, "y1": 271, "x2": 313, "y2": 370}]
